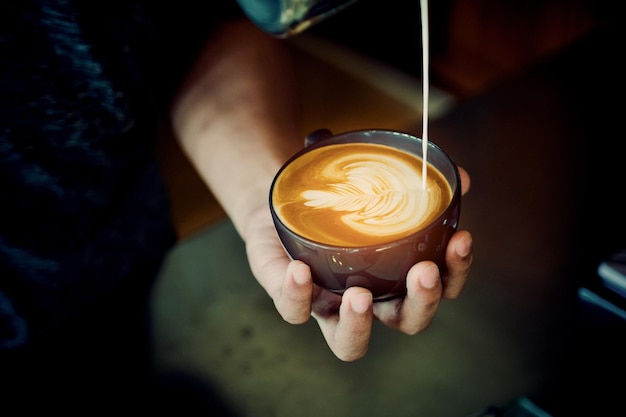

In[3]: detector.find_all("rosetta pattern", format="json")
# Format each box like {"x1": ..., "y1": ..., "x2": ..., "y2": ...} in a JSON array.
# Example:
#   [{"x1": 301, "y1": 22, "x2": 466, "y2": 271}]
[{"x1": 301, "y1": 155, "x2": 435, "y2": 236}]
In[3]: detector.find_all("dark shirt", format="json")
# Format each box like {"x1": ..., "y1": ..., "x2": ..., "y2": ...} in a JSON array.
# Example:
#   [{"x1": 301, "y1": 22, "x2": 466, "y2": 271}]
[{"x1": 0, "y1": 0, "x2": 240, "y2": 349}]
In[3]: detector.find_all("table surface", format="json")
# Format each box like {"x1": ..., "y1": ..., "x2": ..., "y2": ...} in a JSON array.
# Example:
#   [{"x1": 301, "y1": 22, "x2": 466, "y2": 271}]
[{"x1": 151, "y1": 26, "x2": 623, "y2": 417}]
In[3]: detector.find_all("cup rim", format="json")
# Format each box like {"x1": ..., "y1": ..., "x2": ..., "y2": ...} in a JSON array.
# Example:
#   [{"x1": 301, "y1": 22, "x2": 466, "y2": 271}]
[{"x1": 269, "y1": 128, "x2": 461, "y2": 251}]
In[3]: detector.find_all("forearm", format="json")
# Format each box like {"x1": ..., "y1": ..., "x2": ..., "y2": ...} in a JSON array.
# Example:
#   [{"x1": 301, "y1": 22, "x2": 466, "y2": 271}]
[{"x1": 170, "y1": 19, "x2": 301, "y2": 241}]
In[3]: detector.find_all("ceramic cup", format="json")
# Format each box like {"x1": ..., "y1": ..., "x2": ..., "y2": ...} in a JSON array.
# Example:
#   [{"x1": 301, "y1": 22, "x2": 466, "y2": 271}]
[{"x1": 270, "y1": 129, "x2": 461, "y2": 301}]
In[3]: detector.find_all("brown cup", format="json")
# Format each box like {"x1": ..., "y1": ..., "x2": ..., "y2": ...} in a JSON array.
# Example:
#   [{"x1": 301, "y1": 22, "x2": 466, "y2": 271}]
[{"x1": 270, "y1": 129, "x2": 461, "y2": 301}]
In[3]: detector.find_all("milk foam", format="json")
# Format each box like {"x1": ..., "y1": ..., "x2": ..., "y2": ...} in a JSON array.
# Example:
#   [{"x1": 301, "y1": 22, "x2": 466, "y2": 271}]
[{"x1": 301, "y1": 153, "x2": 438, "y2": 236}]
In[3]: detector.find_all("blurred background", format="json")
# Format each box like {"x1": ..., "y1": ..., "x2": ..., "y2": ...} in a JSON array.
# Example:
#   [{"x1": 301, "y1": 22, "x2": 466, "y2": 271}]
[{"x1": 154, "y1": 0, "x2": 624, "y2": 416}]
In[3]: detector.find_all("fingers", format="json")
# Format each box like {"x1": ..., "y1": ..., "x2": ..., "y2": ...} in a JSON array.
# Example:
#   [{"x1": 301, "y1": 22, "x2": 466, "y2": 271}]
[
  {"x1": 373, "y1": 228, "x2": 473, "y2": 335},
  {"x1": 373, "y1": 262, "x2": 442, "y2": 335},
  {"x1": 312, "y1": 287, "x2": 373, "y2": 362},
  {"x1": 273, "y1": 260, "x2": 313, "y2": 324},
  {"x1": 442, "y1": 230, "x2": 473, "y2": 299},
  {"x1": 248, "y1": 205, "x2": 472, "y2": 362},
  {"x1": 272, "y1": 228, "x2": 472, "y2": 359}
]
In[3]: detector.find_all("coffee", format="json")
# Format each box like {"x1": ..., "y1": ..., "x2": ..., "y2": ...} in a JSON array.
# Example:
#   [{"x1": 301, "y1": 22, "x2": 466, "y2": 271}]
[{"x1": 272, "y1": 142, "x2": 452, "y2": 247}]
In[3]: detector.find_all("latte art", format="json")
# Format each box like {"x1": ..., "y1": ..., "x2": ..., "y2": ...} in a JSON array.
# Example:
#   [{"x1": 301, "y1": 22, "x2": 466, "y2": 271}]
[
  {"x1": 301, "y1": 156, "x2": 434, "y2": 236},
  {"x1": 272, "y1": 143, "x2": 452, "y2": 247}
]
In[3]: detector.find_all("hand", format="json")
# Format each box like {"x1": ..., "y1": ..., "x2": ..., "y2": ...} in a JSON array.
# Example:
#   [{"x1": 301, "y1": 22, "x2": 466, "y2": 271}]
[{"x1": 245, "y1": 167, "x2": 473, "y2": 362}]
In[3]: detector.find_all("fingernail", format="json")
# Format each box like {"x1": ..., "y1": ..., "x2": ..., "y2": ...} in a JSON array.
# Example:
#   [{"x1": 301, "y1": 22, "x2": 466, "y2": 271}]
[
  {"x1": 419, "y1": 265, "x2": 439, "y2": 289},
  {"x1": 455, "y1": 234, "x2": 472, "y2": 258},
  {"x1": 351, "y1": 292, "x2": 372, "y2": 314},
  {"x1": 292, "y1": 263, "x2": 309, "y2": 285}
]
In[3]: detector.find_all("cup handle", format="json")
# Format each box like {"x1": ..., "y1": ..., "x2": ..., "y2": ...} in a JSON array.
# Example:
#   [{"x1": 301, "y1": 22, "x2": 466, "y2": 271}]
[{"x1": 304, "y1": 128, "x2": 333, "y2": 147}]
